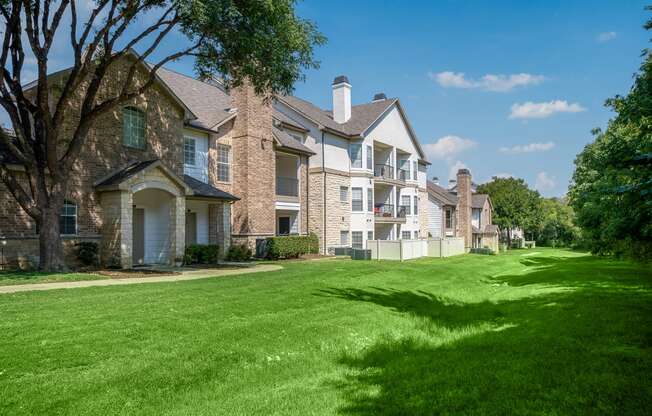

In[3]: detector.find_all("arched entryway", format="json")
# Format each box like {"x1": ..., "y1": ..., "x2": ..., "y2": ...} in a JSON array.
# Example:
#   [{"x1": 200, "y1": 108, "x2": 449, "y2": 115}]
[{"x1": 132, "y1": 187, "x2": 177, "y2": 265}]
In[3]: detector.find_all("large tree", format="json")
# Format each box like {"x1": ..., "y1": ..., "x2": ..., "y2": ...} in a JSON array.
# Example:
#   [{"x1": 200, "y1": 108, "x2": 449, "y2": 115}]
[
  {"x1": 477, "y1": 177, "x2": 542, "y2": 245},
  {"x1": 569, "y1": 8, "x2": 652, "y2": 260},
  {"x1": 0, "y1": 0, "x2": 324, "y2": 271},
  {"x1": 532, "y1": 197, "x2": 581, "y2": 247}
]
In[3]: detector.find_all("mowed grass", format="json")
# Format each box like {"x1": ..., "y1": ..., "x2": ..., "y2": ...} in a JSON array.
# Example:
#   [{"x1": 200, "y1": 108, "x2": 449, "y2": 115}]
[
  {"x1": 0, "y1": 270, "x2": 105, "y2": 286},
  {"x1": 0, "y1": 248, "x2": 650, "y2": 415}
]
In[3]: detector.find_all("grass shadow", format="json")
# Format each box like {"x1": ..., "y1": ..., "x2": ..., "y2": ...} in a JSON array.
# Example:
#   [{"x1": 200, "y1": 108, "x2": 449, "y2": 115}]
[{"x1": 321, "y1": 256, "x2": 652, "y2": 415}]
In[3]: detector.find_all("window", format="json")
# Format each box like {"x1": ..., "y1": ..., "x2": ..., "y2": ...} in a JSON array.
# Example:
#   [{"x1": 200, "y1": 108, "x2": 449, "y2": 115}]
[
  {"x1": 367, "y1": 188, "x2": 373, "y2": 212},
  {"x1": 350, "y1": 144, "x2": 362, "y2": 168},
  {"x1": 414, "y1": 196, "x2": 419, "y2": 215},
  {"x1": 184, "y1": 137, "x2": 196, "y2": 166},
  {"x1": 340, "y1": 230, "x2": 349, "y2": 246},
  {"x1": 413, "y1": 161, "x2": 417, "y2": 180},
  {"x1": 60, "y1": 200, "x2": 77, "y2": 235},
  {"x1": 217, "y1": 144, "x2": 230, "y2": 182},
  {"x1": 367, "y1": 231, "x2": 373, "y2": 241},
  {"x1": 401, "y1": 195, "x2": 411, "y2": 215},
  {"x1": 352, "y1": 231, "x2": 363, "y2": 249},
  {"x1": 366, "y1": 145, "x2": 373, "y2": 170},
  {"x1": 402, "y1": 231, "x2": 411, "y2": 240},
  {"x1": 340, "y1": 186, "x2": 348, "y2": 202},
  {"x1": 122, "y1": 107, "x2": 146, "y2": 149},
  {"x1": 351, "y1": 187, "x2": 363, "y2": 211},
  {"x1": 445, "y1": 209, "x2": 452, "y2": 229},
  {"x1": 414, "y1": 230, "x2": 420, "y2": 239}
]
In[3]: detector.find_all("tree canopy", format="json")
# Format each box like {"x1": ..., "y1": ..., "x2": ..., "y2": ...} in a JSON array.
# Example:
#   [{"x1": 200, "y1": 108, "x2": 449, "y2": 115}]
[
  {"x1": 569, "y1": 8, "x2": 652, "y2": 260},
  {"x1": 477, "y1": 177, "x2": 542, "y2": 242}
]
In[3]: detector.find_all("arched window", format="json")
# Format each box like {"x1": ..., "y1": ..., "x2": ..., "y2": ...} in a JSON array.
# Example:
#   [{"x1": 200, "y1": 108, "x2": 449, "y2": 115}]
[
  {"x1": 122, "y1": 106, "x2": 146, "y2": 149},
  {"x1": 60, "y1": 200, "x2": 77, "y2": 235}
]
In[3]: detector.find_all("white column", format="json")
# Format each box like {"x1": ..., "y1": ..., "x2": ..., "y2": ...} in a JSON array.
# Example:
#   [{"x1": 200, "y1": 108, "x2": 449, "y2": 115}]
[{"x1": 120, "y1": 191, "x2": 133, "y2": 269}]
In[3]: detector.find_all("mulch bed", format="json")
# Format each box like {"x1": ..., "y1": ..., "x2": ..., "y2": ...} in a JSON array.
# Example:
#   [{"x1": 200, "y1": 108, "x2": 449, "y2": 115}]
[{"x1": 97, "y1": 269, "x2": 181, "y2": 279}]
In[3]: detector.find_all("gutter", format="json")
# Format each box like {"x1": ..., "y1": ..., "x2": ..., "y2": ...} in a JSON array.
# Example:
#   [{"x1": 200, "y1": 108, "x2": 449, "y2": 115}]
[{"x1": 322, "y1": 130, "x2": 326, "y2": 254}]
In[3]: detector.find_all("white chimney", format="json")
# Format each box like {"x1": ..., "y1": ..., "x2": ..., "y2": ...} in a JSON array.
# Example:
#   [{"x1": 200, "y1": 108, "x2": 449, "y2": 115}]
[{"x1": 332, "y1": 75, "x2": 351, "y2": 123}]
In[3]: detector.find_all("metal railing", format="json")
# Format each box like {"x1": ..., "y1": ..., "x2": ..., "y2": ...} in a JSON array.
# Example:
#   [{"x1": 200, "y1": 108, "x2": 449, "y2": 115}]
[
  {"x1": 374, "y1": 164, "x2": 394, "y2": 180},
  {"x1": 374, "y1": 203, "x2": 394, "y2": 217},
  {"x1": 397, "y1": 205, "x2": 409, "y2": 218},
  {"x1": 397, "y1": 169, "x2": 408, "y2": 181},
  {"x1": 276, "y1": 176, "x2": 298, "y2": 197}
]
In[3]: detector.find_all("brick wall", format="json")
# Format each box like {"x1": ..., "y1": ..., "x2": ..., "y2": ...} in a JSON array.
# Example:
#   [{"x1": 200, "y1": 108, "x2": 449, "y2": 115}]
[
  {"x1": 0, "y1": 57, "x2": 187, "y2": 267},
  {"x1": 308, "y1": 170, "x2": 351, "y2": 253},
  {"x1": 456, "y1": 169, "x2": 473, "y2": 250},
  {"x1": 229, "y1": 81, "x2": 275, "y2": 249}
]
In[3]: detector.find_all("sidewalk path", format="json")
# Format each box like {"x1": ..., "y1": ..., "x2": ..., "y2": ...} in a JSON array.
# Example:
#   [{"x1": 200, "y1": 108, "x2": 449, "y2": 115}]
[{"x1": 0, "y1": 264, "x2": 283, "y2": 294}]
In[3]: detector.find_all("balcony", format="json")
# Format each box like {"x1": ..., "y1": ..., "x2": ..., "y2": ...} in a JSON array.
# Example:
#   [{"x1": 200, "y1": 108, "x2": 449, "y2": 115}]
[
  {"x1": 373, "y1": 203, "x2": 407, "y2": 223},
  {"x1": 374, "y1": 164, "x2": 406, "y2": 186},
  {"x1": 276, "y1": 176, "x2": 298, "y2": 198}
]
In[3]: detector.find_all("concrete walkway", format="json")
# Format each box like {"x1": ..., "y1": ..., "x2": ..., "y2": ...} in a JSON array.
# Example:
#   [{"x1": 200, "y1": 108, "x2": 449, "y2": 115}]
[{"x1": 0, "y1": 264, "x2": 283, "y2": 294}]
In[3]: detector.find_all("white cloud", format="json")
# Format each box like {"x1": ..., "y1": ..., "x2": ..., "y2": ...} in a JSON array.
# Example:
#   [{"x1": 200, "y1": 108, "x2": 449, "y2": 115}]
[
  {"x1": 449, "y1": 161, "x2": 468, "y2": 182},
  {"x1": 535, "y1": 171, "x2": 556, "y2": 193},
  {"x1": 509, "y1": 100, "x2": 586, "y2": 119},
  {"x1": 428, "y1": 71, "x2": 545, "y2": 92},
  {"x1": 424, "y1": 135, "x2": 477, "y2": 161},
  {"x1": 597, "y1": 31, "x2": 617, "y2": 42},
  {"x1": 499, "y1": 141, "x2": 555, "y2": 154}
]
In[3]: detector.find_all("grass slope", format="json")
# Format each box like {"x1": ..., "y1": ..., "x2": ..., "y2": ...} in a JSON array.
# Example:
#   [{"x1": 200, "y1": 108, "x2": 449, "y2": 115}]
[{"x1": 0, "y1": 249, "x2": 650, "y2": 415}]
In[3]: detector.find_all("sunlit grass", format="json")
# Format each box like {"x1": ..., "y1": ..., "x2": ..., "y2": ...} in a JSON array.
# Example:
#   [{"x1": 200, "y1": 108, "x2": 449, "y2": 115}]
[{"x1": 0, "y1": 248, "x2": 649, "y2": 415}]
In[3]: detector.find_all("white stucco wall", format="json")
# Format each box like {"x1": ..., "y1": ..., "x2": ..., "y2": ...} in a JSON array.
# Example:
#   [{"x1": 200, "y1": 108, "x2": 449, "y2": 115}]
[{"x1": 183, "y1": 129, "x2": 209, "y2": 183}]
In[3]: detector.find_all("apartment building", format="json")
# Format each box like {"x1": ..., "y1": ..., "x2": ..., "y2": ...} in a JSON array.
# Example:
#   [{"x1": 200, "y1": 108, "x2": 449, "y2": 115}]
[{"x1": 276, "y1": 76, "x2": 430, "y2": 253}]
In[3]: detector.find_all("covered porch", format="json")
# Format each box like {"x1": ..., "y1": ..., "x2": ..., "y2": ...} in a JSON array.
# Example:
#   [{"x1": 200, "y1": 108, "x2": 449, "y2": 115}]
[{"x1": 96, "y1": 160, "x2": 237, "y2": 268}]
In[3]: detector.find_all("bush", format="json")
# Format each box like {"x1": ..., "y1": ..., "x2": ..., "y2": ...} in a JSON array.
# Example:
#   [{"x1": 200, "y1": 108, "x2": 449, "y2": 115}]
[
  {"x1": 225, "y1": 244, "x2": 252, "y2": 262},
  {"x1": 266, "y1": 233, "x2": 319, "y2": 260},
  {"x1": 470, "y1": 247, "x2": 495, "y2": 255},
  {"x1": 184, "y1": 244, "x2": 219, "y2": 264},
  {"x1": 75, "y1": 242, "x2": 98, "y2": 266}
]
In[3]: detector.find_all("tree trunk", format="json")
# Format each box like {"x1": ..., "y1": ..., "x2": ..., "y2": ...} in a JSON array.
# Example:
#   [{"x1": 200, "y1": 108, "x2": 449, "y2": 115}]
[
  {"x1": 38, "y1": 204, "x2": 66, "y2": 272},
  {"x1": 507, "y1": 228, "x2": 512, "y2": 247}
]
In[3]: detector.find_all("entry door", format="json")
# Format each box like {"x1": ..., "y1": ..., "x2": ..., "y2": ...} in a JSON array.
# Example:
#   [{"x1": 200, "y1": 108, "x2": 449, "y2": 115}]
[
  {"x1": 133, "y1": 208, "x2": 145, "y2": 265},
  {"x1": 278, "y1": 217, "x2": 290, "y2": 235},
  {"x1": 186, "y1": 212, "x2": 197, "y2": 245}
]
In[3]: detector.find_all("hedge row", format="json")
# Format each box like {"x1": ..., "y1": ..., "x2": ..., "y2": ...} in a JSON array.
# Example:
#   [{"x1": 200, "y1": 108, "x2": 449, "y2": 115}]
[
  {"x1": 184, "y1": 244, "x2": 219, "y2": 264},
  {"x1": 266, "y1": 233, "x2": 319, "y2": 259}
]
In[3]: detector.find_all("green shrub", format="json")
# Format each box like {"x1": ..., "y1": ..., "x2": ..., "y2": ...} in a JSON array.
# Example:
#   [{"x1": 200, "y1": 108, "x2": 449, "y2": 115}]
[
  {"x1": 75, "y1": 242, "x2": 98, "y2": 266},
  {"x1": 470, "y1": 247, "x2": 495, "y2": 255},
  {"x1": 184, "y1": 244, "x2": 219, "y2": 264},
  {"x1": 266, "y1": 233, "x2": 319, "y2": 260},
  {"x1": 225, "y1": 244, "x2": 252, "y2": 262}
]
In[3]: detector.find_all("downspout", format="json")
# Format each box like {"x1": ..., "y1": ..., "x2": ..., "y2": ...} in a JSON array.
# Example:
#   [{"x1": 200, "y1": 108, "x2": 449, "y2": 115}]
[{"x1": 321, "y1": 131, "x2": 326, "y2": 254}]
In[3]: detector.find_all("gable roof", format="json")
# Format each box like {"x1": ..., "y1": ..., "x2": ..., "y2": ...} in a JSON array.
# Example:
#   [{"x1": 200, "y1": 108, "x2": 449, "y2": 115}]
[
  {"x1": 472, "y1": 194, "x2": 489, "y2": 209},
  {"x1": 272, "y1": 126, "x2": 315, "y2": 155},
  {"x1": 427, "y1": 180, "x2": 458, "y2": 206},
  {"x1": 183, "y1": 174, "x2": 239, "y2": 201},
  {"x1": 155, "y1": 66, "x2": 234, "y2": 131},
  {"x1": 277, "y1": 95, "x2": 427, "y2": 162}
]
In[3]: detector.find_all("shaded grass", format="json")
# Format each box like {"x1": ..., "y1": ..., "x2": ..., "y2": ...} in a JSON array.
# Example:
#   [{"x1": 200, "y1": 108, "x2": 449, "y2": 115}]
[{"x1": 0, "y1": 249, "x2": 650, "y2": 415}]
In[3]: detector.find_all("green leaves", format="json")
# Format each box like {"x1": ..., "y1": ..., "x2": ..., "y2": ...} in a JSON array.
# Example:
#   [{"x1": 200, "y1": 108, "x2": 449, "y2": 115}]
[{"x1": 569, "y1": 10, "x2": 652, "y2": 260}]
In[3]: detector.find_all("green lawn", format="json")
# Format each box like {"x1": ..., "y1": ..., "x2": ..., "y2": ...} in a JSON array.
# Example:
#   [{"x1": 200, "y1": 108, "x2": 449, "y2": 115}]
[
  {"x1": 0, "y1": 248, "x2": 650, "y2": 415},
  {"x1": 0, "y1": 270, "x2": 104, "y2": 286}
]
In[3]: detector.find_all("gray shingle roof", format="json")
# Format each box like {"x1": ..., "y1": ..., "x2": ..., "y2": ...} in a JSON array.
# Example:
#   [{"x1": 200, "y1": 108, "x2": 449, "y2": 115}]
[
  {"x1": 272, "y1": 109, "x2": 309, "y2": 132},
  {"x1": 472, "y1": 194, "x2": 489, "y2": 209},
  {"x1": 183, "y1": 174, "x2": 239, "y2": 201},
  {"x1": 278, "y1": 95, "x2": 397, "y2": 137},
  {"x1": 155, "y1": 66, "x2": 234, "y2": 131},
  {"x1": 95, "y1": 160, "x2": 159, "y2": 187},
  {"x1": 427, "y1": 180, "x2": 458, "y2": 206},
  {"x1": 272, "y1": 126, "x2": 314, "y2": 155}
]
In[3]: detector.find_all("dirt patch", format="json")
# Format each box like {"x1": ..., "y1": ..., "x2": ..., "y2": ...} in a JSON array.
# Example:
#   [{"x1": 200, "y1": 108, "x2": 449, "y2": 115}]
[{"x1": 97, "y1": 269, "x2": 180, "y2": 279}]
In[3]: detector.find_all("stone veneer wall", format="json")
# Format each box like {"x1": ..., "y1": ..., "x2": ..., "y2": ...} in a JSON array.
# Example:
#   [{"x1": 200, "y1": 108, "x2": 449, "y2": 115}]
[
  {"x1": 308, "y1": 170, "x2": 351, "y2": 254},
  {"x1": 418, "y1": 188, "x2": 429, "y2": 238},
  {"x1": 456, "y1": 170, "x2": 473, "y2": 251}
]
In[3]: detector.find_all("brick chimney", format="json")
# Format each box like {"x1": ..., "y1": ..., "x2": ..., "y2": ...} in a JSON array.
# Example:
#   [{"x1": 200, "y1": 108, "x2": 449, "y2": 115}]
[
  {"x1": 230, "y1": 80, "x2": 275, "y2": 248},
  {"x1": 456, "y1": 168, "x2": 472, "y2": 251}
]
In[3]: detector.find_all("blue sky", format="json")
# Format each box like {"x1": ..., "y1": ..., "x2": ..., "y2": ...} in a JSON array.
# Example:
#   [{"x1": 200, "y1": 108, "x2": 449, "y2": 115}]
[
  {"x1": 286, "y1": 0, "x2": 650, "y2": 196},
  {"x1": 3, "y1": 0, "x2": 650, "y2": 197}
]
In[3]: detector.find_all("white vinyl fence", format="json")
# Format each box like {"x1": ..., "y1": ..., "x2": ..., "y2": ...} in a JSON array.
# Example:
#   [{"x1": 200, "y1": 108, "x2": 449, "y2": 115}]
[{"x1": 368, "y1": 237, "x2": 464, "y2": 261}]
